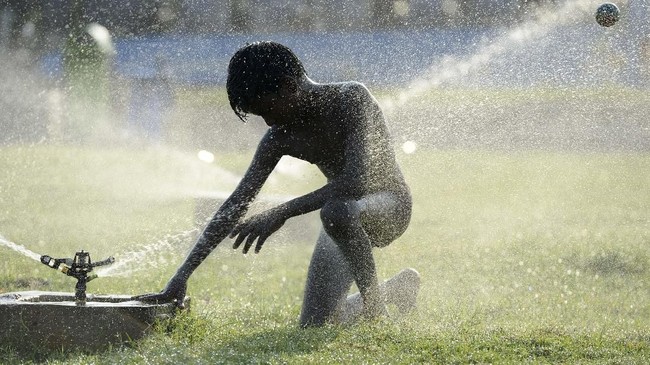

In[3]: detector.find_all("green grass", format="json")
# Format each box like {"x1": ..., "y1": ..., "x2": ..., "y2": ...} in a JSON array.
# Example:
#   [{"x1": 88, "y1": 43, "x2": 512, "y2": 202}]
[{"x1": 0, "y1": 145, "x2": 648, "y2": 364}]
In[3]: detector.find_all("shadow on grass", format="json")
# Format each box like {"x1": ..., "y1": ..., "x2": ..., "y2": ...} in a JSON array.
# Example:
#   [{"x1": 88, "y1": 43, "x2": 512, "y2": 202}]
[
  {"x1": 209, "y1": 325, "x2": 339, "y2": 362},
  {"x1": 158, "y1": 310, "x2": 341, "y2": 363},
  {"x1": 568, "y1": 249, "x2": 648, "y2": 276}
]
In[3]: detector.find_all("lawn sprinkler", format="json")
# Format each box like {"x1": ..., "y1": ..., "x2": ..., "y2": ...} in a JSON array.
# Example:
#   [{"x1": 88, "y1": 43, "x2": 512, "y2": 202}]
[
  {"x1": 1, "y1": 249, "x2": 185, "y2": 351},
  {"x1": 40, "y1": 250, "x2": 115, "y2": 304}
]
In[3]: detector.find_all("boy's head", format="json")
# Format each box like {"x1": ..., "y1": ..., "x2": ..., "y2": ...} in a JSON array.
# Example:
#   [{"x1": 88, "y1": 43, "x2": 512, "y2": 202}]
[{"x1": 227, "y1": 41, "x2": 307, "y2": 122}]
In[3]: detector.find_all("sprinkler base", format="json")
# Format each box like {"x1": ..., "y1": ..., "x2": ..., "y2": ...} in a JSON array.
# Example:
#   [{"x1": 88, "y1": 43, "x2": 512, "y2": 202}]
[{"x1": 0, "y1": 291, "x2": 189, "y2": 351}]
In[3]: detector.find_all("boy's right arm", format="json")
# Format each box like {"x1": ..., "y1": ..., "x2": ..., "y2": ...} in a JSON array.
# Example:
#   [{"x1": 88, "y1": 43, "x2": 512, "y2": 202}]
[{"x1": 135, "y1": 131, "x2": 283, "y2": 305}]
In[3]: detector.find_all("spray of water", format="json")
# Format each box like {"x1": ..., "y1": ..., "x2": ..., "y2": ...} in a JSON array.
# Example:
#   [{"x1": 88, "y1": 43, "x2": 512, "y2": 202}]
[
  {"x1": 0, "y1": 234, "x2": 42, "y2": 262},
  {"x1": 95, "y1": 227, "x2": 199, "y2": 277},
  {"x1": 381, "y1": 0, "x2": 597, "y2": 113}
]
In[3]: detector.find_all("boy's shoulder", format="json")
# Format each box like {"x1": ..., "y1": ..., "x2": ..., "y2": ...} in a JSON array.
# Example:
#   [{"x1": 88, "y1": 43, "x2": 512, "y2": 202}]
[
  {"x1": 335, "y1": 81, "x2": 370, "y2": 95},
  {"x1": 331, "y1": 81, "x2": 377, "y2": 106}
]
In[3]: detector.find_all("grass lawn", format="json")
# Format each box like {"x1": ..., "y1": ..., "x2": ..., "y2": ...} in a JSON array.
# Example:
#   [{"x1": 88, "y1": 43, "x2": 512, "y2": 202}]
[{"x1": 0, "y1": 144, "x2": 648, "y2": 364}]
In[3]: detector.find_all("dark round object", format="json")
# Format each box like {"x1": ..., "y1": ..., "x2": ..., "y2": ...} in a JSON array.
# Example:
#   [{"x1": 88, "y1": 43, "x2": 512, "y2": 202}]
[{"x1": 595, "y1": 3, "x2": 620, "y2": 27}]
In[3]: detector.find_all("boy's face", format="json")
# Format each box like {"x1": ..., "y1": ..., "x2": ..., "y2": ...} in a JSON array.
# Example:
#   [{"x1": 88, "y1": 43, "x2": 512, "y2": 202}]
[{"x1": 245, "y1": 81, "x2": 300, "y2": 127}]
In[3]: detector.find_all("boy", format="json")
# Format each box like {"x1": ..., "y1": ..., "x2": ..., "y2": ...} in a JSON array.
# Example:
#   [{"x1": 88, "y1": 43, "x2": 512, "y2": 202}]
[{"x1": 139, "y1": 41, "x2": 419, "y2": 327}]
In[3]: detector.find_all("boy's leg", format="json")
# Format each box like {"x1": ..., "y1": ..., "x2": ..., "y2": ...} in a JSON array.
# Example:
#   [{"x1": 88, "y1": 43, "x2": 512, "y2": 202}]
[
  {"x1": 301, "y1": 192, "x2": 413, "y2": 326},
  {"x1": 320, "y1": 199, "x2": 387, "y2": 319},
  {"x1": 299, "y1": 229, "x2": 355, "y2": 327}
]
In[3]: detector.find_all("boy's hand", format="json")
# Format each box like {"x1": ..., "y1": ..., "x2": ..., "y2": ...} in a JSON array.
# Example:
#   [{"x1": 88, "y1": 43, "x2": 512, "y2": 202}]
[
  {"x1": 133, "y1": 276, "x2": 187, "y2": 308},
  {"x1": 230, "y1": 209, "x2": 286, "y2": 254}
]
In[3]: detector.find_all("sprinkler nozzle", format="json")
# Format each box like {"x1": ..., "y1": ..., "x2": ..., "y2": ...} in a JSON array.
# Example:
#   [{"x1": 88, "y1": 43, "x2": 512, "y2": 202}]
[
  {"x1": 40, "y1": 250, "x2": 115, "y2": 304},
  {"x1": 40, "y1": 255, "x2": 72, "y2": 274}
]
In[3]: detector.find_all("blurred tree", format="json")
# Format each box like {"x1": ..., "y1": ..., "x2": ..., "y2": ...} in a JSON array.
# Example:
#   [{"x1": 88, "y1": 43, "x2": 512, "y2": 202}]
[
  {"x1": 63, "y1": 0, "x2": 115, "y2": 143},
  {"x1": 0, "y1": 0, "x2": 48, "y2": 144},
  {"x1": 0, "y1": 0, "x2": 44, "y2": 52},
  {"x1": 371, "y1": 0, "x2": 409, "y2": 29},
  {"x1": 150, "y1": 0, "x2": 182, "y2": 33},
  {"x1": 230, "y1": 0, "x2": 252, "y2": 32},
  {"x1": 372, "y1": 0, "x2": 396, "y2": 28}
]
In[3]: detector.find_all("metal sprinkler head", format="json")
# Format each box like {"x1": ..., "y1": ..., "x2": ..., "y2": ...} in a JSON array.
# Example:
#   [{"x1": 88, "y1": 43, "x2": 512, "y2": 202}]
[{"x1": 40, "y1": 250, "x2": 115, "y2": 305}]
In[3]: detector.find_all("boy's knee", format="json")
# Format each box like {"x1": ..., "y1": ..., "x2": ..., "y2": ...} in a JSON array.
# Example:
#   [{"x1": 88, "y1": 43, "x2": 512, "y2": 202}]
[{"x1": 320, "y1": 199, "x2": 361, "y2": 239}]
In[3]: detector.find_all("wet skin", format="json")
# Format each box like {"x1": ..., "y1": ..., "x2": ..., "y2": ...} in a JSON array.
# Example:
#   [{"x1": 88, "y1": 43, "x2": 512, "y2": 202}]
[{"x1": 137, "y1": 77, "x2": 412, "y2": 326}]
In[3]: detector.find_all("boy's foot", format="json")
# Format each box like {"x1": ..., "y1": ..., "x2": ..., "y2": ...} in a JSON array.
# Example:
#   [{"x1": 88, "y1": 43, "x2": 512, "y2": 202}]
[
  {"x1": 340, "y1": 268, "x2": 420, "y2": 323},
  {"x1": 384, "y1": 268, "x2": 420, "y2": 313}
]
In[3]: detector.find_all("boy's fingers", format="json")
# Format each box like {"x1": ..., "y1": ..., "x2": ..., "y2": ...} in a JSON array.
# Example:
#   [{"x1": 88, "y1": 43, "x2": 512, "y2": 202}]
[
  {"x1": 230, "y1": 224, "x2": 242, "y2": 238},
  {"x1": 232, "y1": 233, "x2": 246, "y2": 249},
  {"x1": 255, "y1": 234, "x2": 269, "y2": 253},
  {"x1": 243, "y1": 234, "x2": 258, "y2": 254},
  {"x1": 175, "y1": 296, "x2": 186, "y2": 309},
  {"x1": 133, "y1": 293, "x2": 169, "y2": 304},
  {"x1": 132, "y1": 293, "x2": 156, "y2": 302},
  {"x1": 233, "y1": 222, "x2": 256, "y2": 248}
]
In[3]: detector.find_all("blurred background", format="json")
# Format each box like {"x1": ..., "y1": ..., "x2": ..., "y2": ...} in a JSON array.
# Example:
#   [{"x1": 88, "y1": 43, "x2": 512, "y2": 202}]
[
  {"x1": 1, "y1": 0, "x2": 648, "y2": 151},
  {"x1": 0, "y1": 2, "x2": 648, "y2": 345}
]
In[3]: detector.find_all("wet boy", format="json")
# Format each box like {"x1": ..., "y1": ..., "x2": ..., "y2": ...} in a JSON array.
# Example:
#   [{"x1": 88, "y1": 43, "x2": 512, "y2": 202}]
[{"x1": 139, "y1": 41, "x2": 419, "y2": 326}]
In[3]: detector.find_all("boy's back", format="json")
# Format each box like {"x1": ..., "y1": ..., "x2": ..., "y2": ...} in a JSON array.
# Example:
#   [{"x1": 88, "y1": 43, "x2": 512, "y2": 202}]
[{"x1": 264, "y1": 81, "x2": 408, "y2": 196}]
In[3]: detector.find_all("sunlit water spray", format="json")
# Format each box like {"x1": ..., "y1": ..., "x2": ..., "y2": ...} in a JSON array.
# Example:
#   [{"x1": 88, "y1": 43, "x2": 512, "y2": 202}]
[
  {"x1": 92, "y1": 152, "x2": 309, "y2": 278},
  {"x1": 381, "y1": 0, "x2": 598, "y2": 113},
  {"x1": 96, "y1": 228, "x2": 199, "y2": 277},
  {"x1": 0, "y1": 234, "x2": 42, "y2": 262},
  {"x1": 96, "y1": 190, "x2": 305, "y2": 279}
]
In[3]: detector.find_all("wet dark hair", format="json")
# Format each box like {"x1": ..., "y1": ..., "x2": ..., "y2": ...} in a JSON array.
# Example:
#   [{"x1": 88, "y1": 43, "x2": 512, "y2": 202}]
[{"x1": 226, "y1": 41, "x2": 307, "y2": 122}]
